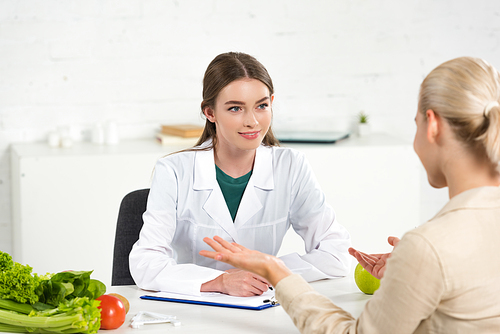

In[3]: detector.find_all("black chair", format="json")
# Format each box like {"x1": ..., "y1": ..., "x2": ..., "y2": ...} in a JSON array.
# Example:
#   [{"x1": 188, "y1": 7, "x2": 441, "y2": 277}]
[{"x1": 111, "y1": 188, "x2": 150, "y2": 286}]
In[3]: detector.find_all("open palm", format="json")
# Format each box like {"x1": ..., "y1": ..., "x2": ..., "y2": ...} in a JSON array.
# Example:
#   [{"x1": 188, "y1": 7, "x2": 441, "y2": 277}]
[
  {"x1": 348, "y1": 236, "x2": 400, "y2": 280},
  {"x1": 200, "y1": 236, "x2": 292, "y2": 286}
]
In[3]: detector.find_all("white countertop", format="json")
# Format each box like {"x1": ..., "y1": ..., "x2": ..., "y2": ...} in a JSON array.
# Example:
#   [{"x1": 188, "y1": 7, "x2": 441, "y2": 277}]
[
  {"x1": 10, "y1": 133, "x2": 410, "y2": 158},
  {"x1": 107, "y1": 276, "x2": 370, "y2": 334}
]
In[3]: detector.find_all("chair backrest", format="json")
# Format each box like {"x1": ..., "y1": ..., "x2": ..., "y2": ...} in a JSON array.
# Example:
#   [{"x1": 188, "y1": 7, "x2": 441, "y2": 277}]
[{"x1": 111, "y1": 188, "x2": 150, "y2": 286}]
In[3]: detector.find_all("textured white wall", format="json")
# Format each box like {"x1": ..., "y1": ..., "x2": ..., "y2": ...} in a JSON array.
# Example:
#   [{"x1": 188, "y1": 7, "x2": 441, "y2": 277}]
[{"x1": 1, "y1": 0, "x2": 499, "y2": 253}]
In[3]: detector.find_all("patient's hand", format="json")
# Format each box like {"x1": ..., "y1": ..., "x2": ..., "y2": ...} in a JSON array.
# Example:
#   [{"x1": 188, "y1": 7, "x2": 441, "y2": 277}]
[
  {"x1": 200, "y1": 236, "x2": 292, "y2": 288},
  {"x1": 348, "y1": 236, "x2": 400, "y2": 280}
]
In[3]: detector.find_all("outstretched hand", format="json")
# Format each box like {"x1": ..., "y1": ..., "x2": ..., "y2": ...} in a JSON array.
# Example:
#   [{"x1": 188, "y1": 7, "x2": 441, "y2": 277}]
[
  {"x1": 348, "y1": 236, "x2": 400, "y2": 280},
  {"x1": 200, "y1": 236, "x2": 293, "y2": 287}
]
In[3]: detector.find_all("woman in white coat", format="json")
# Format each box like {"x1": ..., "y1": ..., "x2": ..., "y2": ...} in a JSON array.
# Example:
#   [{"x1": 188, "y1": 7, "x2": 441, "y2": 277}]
[
  {"x1": 201, "y1": 56, "x2": 500, "y2": 332},
  {"x1": 129, "y1": 52, "x2": 351, "y2": 297}
]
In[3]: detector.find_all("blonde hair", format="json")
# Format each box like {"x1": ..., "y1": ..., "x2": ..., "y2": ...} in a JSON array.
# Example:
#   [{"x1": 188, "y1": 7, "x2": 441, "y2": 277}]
[{"x1": 419, "y1": 57, "x2": 500, "y2": 172}]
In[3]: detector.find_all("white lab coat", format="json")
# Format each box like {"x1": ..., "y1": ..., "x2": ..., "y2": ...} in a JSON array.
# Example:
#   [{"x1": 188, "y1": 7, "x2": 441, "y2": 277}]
[{"x1": 129, "y1": 142, "x2": 351, "y2": 296}]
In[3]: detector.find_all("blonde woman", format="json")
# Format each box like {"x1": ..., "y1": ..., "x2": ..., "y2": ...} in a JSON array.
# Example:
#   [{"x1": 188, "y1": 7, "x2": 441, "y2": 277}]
[{"x1": 201, "y1": 56, "x2": 500, "y2": 333}]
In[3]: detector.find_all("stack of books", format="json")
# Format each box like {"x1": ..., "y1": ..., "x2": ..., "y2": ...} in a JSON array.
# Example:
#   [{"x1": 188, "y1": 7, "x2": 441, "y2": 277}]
[{"x1": 156, "y1": 124, "x2": 204, "y2": 146}]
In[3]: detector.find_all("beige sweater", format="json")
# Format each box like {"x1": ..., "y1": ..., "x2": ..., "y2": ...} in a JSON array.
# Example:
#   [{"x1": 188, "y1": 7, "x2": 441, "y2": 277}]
[{"x1": 276, "y1": 186, "x2": 500, "y2": 333}]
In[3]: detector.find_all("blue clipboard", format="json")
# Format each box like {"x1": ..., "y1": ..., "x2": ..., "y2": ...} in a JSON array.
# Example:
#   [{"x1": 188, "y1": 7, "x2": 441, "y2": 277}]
[{"x1": 140, "y1": 293, "x2": 279, "y2": 311}]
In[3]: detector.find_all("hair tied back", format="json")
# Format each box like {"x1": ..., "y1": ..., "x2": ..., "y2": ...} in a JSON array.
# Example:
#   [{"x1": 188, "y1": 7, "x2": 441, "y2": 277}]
[{"x1": 484, "y1": 101, "x2": 499, "y2": 118}]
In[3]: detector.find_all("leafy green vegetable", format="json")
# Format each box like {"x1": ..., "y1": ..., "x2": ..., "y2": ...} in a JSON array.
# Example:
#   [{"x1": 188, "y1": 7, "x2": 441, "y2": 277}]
[
  {"x1": 87, "y1": 279, "x2": 106, "y2": 300},
  {"x1": 0, "y1": 251, "x2": 106, "y2": 334},
  {"x1": 0, "y1": 253, "x2": 12, "y2": 272},
  {"x1": 36, "y1": 271, "x2": 106, "y2": 307},
  {"x1": 0, "y1": 297, "x2": 101, "y2": 334},
  {"x1": 0, "y1": 252, "x2": 41, "y2": 304},
  {"x1": 0, "y1": 299, "x2": 34, "y2": 315}
]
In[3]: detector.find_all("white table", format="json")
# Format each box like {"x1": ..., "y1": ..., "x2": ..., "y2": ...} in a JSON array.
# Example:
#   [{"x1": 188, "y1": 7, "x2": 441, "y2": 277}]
[{"x1": 108, "y1": 277, "x2": 370, "y2": 334}]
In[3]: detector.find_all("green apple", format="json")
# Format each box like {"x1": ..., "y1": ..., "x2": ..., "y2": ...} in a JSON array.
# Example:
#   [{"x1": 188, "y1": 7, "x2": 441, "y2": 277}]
[{"x1": 354, "y1": 263, "x2": 380, "y2": 295}]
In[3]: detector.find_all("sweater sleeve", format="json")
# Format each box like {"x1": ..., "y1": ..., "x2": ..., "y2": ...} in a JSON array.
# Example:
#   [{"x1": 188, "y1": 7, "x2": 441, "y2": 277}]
[
  {"x1": 275, "y1": 274, "x2": 357, "y2": 334},
  {"x1": 356, "y1": 231, "x2": 444, "y2": 333},
  {"x1": 275, "y1": 232, "x2": 445, "y2": 334}
]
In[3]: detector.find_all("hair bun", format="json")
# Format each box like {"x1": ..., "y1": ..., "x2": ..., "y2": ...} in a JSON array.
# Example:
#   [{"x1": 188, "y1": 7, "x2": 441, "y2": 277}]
[{"x1": 484, "y1": 101, "x2": 499, "y2": 118}]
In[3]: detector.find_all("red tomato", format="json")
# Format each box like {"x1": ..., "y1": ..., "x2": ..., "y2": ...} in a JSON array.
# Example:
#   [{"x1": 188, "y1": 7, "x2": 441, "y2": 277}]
[{"x1": 97, "y1": 295, "x2": 126, "y2": 330}]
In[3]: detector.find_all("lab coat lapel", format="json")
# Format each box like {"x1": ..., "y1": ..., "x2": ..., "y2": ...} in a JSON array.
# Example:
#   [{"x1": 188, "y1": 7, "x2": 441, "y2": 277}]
[
  {"x1": 193, "y1": 148, "x2": 239, "y2": 242},
  {"x1": 234, "y1": 145, "x2": 274, "y2": 228}
]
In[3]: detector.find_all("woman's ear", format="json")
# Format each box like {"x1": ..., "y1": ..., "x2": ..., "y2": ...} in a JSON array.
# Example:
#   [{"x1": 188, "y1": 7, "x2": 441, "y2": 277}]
[
  {"x1": 425, "y1": 109, "x2": 440, "y2": 143},
  {"x1": 203, "y1": 106, "x2": 216, "y2": 123}
]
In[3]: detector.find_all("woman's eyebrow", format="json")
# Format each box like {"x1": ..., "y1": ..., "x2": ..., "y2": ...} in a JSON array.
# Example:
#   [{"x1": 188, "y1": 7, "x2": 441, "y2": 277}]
[
  {"x1": 224, "y1": 100, "x2": 245, "y2": 105},
  {"x1": 255, "y1": 96, "x2": 270, "y2": 104},
  {"x1": 224, "y1": 96, "x2": 269, "y2": 105}
]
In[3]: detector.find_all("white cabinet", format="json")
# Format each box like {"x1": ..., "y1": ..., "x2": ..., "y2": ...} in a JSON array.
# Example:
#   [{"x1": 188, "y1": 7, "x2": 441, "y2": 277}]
[
  {"x1": 11, "y1": 139, "x2": 196, "y2": 286},
  {"x1": 11, "y1": 134, "x2": 420, "y2": 286},
  {"x1": 279, "y1": 134, "x2": 421, "y2": 257}
]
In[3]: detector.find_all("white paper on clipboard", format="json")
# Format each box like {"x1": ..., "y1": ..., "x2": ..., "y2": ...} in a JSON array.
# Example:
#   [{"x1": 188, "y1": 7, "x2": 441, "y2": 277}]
[{"x1": 141, "y1": 289, "x2": 278, "y2": 310}]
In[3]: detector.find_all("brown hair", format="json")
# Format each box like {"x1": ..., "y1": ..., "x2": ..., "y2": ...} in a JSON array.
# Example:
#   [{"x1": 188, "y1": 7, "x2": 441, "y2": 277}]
[
  {"x1": 419, "y1": 57, "x2": 500, "y2": 172},
  {"x1": 195, "y1": 52, "x2": 280, "y2": 149}
]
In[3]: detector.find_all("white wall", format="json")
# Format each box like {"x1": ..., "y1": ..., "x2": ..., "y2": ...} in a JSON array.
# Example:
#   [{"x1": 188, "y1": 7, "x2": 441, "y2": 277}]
[{"x1": 1, "y1": 0, "x2": 498, "y2": 254}]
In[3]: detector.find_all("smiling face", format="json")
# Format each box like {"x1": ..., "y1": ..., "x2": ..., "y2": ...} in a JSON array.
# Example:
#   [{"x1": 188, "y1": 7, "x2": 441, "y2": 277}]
[{"x1": 204, "y1": 78, "x2": 273, "y2": 154}]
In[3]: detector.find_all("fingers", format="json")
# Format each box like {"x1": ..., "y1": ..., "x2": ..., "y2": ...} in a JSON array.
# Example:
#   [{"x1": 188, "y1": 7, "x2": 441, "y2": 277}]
[
  {"x1": 377, "y1": 266, "x2": 387, "y2": 280},
  {"x1": 245, "y1": 275, "x2": 270, "y2": 295},
  {"x1": 349, "y1": 237, "x2": 400, "y2": 281},
  {"x1": 348, "y1": 247, "x2": 356, "y2": 257},
  {"x1": 355, "y1": 254, "x2": 371, "y2": 269},
  {"x1": 202, "y1": 237, "x2": 225, "y2": 253},
  {"x1": 349, "y1": 248, "x2": 384, "y2": 259},
  {"x1": 201, "y1": 236, "x2": 245, "y2": 267},
  {"x1": 350, "y1": 235, "x2": 401, "y2": 258},
  {"x1": 207, "y1": 236, "x2": 245, "y2": 253},
  {"x1": 349, "y1": 248, "x2": 366, "y2": 264},
  {"x1": 213, "y1": 235, "x2": 236, "y2": 248},
  {"x1": 199, "y1": 249, "x2": 220, "y2": 260},
  {"x1": 349, "y1": 248, "x2": 379, "y2": 266},
  {"x1": 388, "y1": 236, "x2": 401, "y2": 247},
  {"x1": 222, "y1": 270, "x2": 270, "y2": 296},
  {"x1": 253, "y1": 273, "x2": 271, "y2": 286},
  {"x1": 350, "y1": 250, "x2": 370, "y2": 268}
]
